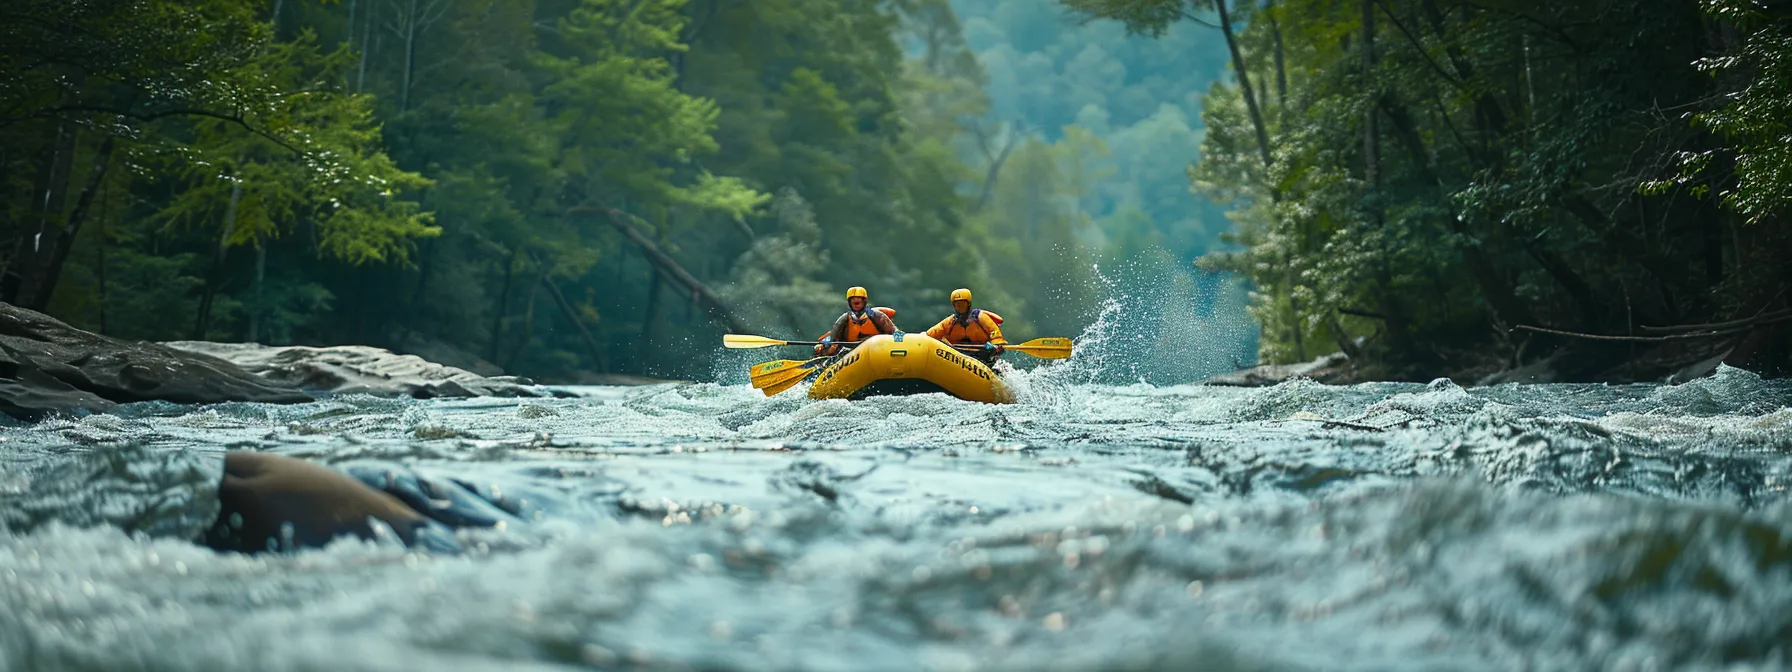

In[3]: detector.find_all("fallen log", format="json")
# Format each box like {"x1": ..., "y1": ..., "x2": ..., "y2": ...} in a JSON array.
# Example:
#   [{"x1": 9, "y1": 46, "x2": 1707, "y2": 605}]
[
  {"x1": 1512, "y1": 309, "x2": 1792, "y2": 343},
  {"x1": 567, "y1": 204, "x2": 755, "y2": 335},
  {"x1": 1637, "y1": 307, "x2": 1792, "y2": 335},
  {"x1": 533, "y1": 263, "x2": 609, "y2": 373}
]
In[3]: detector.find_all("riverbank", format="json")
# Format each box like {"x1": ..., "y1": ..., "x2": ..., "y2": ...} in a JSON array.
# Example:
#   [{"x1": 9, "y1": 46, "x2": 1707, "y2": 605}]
[
  {"x1": 0, "y1": 304, "x2": 677, "y2": 421},
  {"x1": 3, "y1": 301, "x2": 1780, "y2": 420},
  {"x1": 1201, "y1": 328, "x2": 1778, "y2": 388}
]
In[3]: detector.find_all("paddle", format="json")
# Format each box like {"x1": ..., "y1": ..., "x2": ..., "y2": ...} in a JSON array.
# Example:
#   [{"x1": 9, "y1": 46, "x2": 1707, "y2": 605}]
[
  {"x1": 952, "y1": 337, "x2": 1074, "y2": 359},
  {"x1": 754, "y1": 357, "x2": 834, "y2": 396},
  {"x1": 723, "y1": 334, "x2": 829, "y2": 349},
  {"x1": 759, "y1": 371, "x2": 813, "y2": 397},
  {"x1": 749, "y1": 356, "x2": 828, "y2": 390}
]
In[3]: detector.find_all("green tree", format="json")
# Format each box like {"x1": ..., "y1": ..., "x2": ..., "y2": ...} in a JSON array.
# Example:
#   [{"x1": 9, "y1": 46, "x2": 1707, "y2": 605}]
[{"x1": 1177, "y1": 0, "x2": 1790, "y2": 378}]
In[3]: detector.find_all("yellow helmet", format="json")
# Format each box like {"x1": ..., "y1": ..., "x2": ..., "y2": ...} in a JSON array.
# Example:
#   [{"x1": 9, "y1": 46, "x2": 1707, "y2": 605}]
[
  {"x1": 846, "y1": 286, "x2": 869, "y2": 302},
  {"x1": 950, "y1": 288, "x2": 972, "y2": 305}
]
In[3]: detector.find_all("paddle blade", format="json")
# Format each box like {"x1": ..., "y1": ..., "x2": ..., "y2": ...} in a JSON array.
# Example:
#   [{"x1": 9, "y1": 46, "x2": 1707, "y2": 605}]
[
  {"x1": 761, "y1": 376, "x2": 807, "y2": 397},
  {"x1": 750, "y1": 356, "x2": 828, "y2": 390},
  {"x1": 1008, "y1": 337, "x2": 1073, "y2": 359},
  {"x1": 750, "y1": 358, "x2": 808, "y2": 378},
  {"x1": 760, "y1": 359, "x2": 828, "y2": 396},
  {"x1": 724, "y1": 334, "x2": 790, "y2": 349}
]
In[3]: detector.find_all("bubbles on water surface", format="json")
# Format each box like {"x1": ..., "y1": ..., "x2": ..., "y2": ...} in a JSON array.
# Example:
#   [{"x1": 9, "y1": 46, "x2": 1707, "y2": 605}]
[
  {"x1": 1649, "y1": 364, "x2": 1791, "y2": 417},
  {"x1": 3, "y1": 295, "x2": 1792, "y2": 670}
]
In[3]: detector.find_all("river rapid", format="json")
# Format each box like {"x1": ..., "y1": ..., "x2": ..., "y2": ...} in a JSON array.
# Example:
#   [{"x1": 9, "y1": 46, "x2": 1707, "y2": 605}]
[{"x1": 3, "y1": 344, "x2": 1792, "y2": 670}]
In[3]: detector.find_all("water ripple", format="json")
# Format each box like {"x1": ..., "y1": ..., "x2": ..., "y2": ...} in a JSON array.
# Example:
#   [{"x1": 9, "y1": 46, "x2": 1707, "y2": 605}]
[{"x1": 1, "y1": 369, "x2": 1790, "y2": 670}]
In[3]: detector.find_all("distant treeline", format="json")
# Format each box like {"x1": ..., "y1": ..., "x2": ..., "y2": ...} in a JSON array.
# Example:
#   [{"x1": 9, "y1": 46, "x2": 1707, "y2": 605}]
[
  {"x1": 14, "y1": 0, "x2": 1778, "y2": 384},
  {"x1": 1067, "y1": 0, "x2": 1792, "y2": 378},
  {"x1": 5, "y1": 0, "x2": 1255, "y2": 382}
]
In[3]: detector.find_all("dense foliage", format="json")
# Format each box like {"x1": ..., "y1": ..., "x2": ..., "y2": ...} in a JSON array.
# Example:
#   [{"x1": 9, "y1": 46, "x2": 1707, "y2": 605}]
[
  {"x1": 946, "y1": 0, "x2": 1263, "y2": 382},
  {"x1": 1068, "y1": 0, "x2": 1792, "y2": 379},
  {"x1": 8, "y1": 0, "x2": 1787, "y2": 383},
  {"x1": 3, "y1": 0, "x2": 1190, "y2": 381}
]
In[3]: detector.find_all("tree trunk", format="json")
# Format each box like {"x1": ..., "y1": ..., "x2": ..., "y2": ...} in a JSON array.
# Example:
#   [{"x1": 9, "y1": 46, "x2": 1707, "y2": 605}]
[
  {"x1": 1268, "y1": 2, "x2": 1288, "y2": 110},
  {"x1": 345, "y1": 0, "x2": 359, "y2": 88},
  {"x1": 540, "y1": 272, "x2": 608, "y2": 373},
  {"x1": 488, "y1": 247, "x2": 518, "y2": 363},
  {"x1": 401, "y1": 0, "x2": 417, "y2": 112},
  {"x1": 1286, "y1": 263, "x2": 1306, "y2": 362},
  {"x1": 1362, "y1": 0, "x2": 1408, "y2": 354},
  {"x1": 1418, "y1": 0, "x2": 1508, "y2": 147},
  {"x1": 193, "y1": 179, "x2": 243, "y2": 341},
  {"x1": 11, "y1": 114, "x2": 79, "y2": 308},
  {"x1": 97, "y1": 179, "x2": 110, "y2": 335},
  {"x1": 393, "y1": 0, "x2": 449, "y2": 113},
  {"x1": 1215, "y1": 0, "x2": 1274, "y2": 170},
  {"x1": 1521, "y1": 239, "x2": 1599, "y2": 327},
  {"x1": 639, "y1": 264, "x2": 662, "y2": 367},
  {"x1": 688, "y1": 255, "x2": 703, "y2": 322},
  {"x1": 356, "y1": 0, "x2": 373, "y2": 93},
  {"x1": 35, "y1": 135, "x2": 117, "y2": 311},
  {"x1": 250, "y1": 0, "x2": 279, "y2": 342},
  {"x1": 1328, "y1": 313, "x2": 1362, "y2": 359},
  {"x1": 1705, "y1": 204, "x2": 1725, "y2": 286},
  {"x1": 1377, "y1": 96, "x2": 1535, "y2": 329},
  {"x1": 1521, "y1": 33, "x2": 1536, "y2": 122},
  {"x1": 349, "y1": 265, "x2": 373, "y2": 344},
  {"x1": 1362, "y1": 0, "x2": 1380, "y2": 190},
  {"x1": 1558, "y1": 195, "x2": 1699, "y2": 293},
  {"x1": 576, "y1": 205, "x2": 755, "y2": 334},
  {"x1": 248, "y1": 244, "x2": 266, "y2": 343},
  {"x1": 503, "y1": 270, "x2": 542, "y2": 370},
  {"x1": 409, "y1": 237, "x2": 436, "y2": 307},
  {"x1": 399, "y1": 236, "x2": 436, "y2": 350},
  {"x1": 972, "y1": 123, "x2": 1026, "y2": 214}
]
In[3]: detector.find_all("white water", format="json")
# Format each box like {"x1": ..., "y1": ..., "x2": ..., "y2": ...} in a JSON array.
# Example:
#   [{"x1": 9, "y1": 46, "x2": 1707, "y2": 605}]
[
  {"x1": 3, "y1": 266, "x2": 1791, "y2": 671},
  {"x1": 2, "y1": 364, "x2": 1790, "y2": 670}
]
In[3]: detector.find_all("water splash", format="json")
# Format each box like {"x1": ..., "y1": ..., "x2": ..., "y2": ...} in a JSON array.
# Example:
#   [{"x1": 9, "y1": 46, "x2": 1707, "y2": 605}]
[
  {"x1": 707, "y1": 249, "x2": 1258, "y2": 394},
  {"x1": 1650, "y1": 364, "x2": 1788, "y2": 416},
  {"x1": 1007, "y1": 259, "x2": 1258, "y2": 403},
  {"x1": 5, "y1": 371, "x2": 1792, "y2": 669}
]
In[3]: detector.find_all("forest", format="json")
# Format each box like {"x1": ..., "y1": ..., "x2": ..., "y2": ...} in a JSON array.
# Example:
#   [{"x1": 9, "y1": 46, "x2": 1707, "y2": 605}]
[
  {"x1": 3, "y1": 0, "x2": 1790, "y2": 383},
  {"x1": 1068, "y1": 0, "x2": 1792, "y2": 380}
]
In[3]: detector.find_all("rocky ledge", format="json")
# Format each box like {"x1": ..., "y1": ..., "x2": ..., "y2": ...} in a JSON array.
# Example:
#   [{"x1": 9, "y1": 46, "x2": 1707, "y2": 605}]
[
  {"x1": 160, "y1": 342, "x2": 552, "y2": 399},
  {"x1": 0, "y1": 303, "x2": 313, "y2": 420},
  {"x1": 0, "y1": 303, "x2": 565, "y2": 420}
]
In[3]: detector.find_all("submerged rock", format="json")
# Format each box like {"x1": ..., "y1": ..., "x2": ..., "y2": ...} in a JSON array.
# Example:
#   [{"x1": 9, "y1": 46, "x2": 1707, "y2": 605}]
[
  {"x1": 1200, "y1": 351, "x2": 1353, "y2": 387},
  {"x1": 206, "y1": 452, "x2": 461, "y2": 554},
  {"x1": 161, "y1": 341, "x2": 551, "y2": 398},
  {"x1": 0, "y1": 303, "x2": 313, "y2": 420}
]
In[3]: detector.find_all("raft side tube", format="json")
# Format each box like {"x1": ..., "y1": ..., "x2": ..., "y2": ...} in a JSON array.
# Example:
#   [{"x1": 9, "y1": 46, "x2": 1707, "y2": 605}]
[{"x1": 809, "y1": 333, "x2": 1014, "y2": 404}]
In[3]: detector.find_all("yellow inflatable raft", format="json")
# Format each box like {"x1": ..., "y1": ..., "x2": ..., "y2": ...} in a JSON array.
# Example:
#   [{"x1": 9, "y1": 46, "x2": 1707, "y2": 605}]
[{"x1": 807, "y1": 333, "x2": 1016, "y2": 404}]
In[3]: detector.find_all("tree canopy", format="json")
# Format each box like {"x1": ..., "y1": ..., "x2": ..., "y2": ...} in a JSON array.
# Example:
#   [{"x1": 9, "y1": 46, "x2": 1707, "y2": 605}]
[
  {"x1": 6, "y1": 0, "x2": 1235, "y2": 382},
  {"x1": 1066, "y1": 0, "x2": 1792, "y2": 379},
  {"x1": 7, "y1": 0, "x2": 1786, "y2": 383}
]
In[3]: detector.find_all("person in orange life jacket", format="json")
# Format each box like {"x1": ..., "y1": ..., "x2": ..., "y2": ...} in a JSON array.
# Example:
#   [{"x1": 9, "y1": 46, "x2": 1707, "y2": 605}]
[
  {"x1": 926, "y1": 288, "x2": 1007, "y2": 365},
  {"x1": 814, "y1": 286, "x2": 898, "y2": 356}
]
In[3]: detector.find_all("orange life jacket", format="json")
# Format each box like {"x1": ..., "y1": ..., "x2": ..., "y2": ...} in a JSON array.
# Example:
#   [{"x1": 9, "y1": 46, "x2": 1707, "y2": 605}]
[
  {"x1": 817, "y1": 307, "x2": 897, "y2": 343},
  {"x1": 934, "y1": 309, "x2": 1004, "y2": 344}
]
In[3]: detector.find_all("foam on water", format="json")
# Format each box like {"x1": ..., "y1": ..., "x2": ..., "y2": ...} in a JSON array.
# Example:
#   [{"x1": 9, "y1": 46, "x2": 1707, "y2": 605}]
[{"x1": 4, "y1": 277, "x2": 1792, "y2": 669}]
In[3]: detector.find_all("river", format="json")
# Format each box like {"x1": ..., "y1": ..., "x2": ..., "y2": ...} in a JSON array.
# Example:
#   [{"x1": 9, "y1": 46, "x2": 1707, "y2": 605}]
[{"x1": 3, "y1": 343, "x2": 1792, "y2": 670}]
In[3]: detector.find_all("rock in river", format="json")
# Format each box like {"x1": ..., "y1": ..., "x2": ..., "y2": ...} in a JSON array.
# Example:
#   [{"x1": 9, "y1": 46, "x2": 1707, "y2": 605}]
[
  {"x1": 160, "y1": 341, "x2": 551, "y2": 399},
  {"x1": 0, "y1": 303, "x2": 313, "y2": 420}
]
